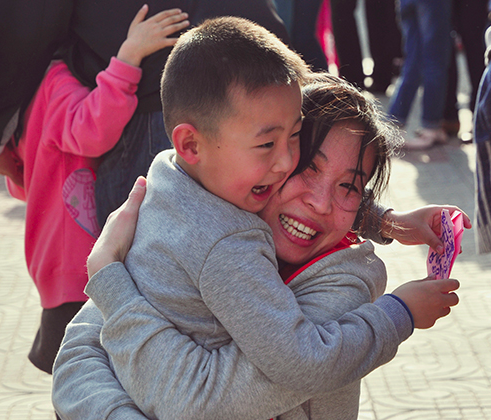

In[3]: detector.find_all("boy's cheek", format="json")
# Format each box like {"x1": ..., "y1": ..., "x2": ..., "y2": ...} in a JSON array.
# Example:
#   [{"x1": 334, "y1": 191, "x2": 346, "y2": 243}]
[{"x1": 291, "y1": 148, "x2": 301, "y2": 173}]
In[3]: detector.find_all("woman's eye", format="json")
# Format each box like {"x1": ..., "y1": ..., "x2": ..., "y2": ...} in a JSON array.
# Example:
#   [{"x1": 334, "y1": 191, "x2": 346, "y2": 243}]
[
  {"x1": 307, "y1": 161, "x2": 319, "y2": 173},
  {"x1": 340, "y1": 183, "x2": 360, "y2": 194},
  {"x1": 259, "y1": 141, "x2": 275, "y2": 149}
]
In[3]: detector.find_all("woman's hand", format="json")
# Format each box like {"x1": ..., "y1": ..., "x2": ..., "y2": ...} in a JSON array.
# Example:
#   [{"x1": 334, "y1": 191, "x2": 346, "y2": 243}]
[
  {"x1": 87, "y1": 176, "x2": 147, "y2": 278},
  {"x1": 382, "y1": 205, "x2": 472, "y2": 254}
]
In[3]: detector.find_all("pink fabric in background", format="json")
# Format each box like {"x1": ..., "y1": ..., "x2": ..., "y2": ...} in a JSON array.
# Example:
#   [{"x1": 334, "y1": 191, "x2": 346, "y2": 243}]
[{"x1": 316, "y1": 0, "x2": 339, "y2": 69}]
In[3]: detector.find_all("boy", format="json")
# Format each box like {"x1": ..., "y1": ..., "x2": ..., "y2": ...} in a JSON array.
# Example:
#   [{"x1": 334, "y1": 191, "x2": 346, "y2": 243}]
[{"x1": 99, "y1": 17, "x2": 316, "y2": 382}]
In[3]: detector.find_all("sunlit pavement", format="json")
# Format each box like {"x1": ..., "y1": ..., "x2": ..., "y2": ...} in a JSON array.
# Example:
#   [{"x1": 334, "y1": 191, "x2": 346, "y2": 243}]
[{"x1": 359, "y1": 106, "x2": 491, "y2": 419}]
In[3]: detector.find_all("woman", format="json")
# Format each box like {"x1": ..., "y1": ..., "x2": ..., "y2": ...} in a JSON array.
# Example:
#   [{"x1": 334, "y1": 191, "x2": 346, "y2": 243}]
[{"x1": 53, "y1": 75, "x2": 465, "y2": 420}]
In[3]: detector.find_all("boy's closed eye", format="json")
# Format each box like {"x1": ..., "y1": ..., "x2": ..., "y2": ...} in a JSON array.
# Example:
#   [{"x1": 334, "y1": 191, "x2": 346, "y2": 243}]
[{"x1": 291, "y1": 130, "x2": 301, "y2": 139}]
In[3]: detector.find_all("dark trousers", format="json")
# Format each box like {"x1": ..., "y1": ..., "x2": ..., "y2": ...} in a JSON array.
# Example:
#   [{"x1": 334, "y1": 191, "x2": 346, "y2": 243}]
[
  {"x1": 330, "y1": 0, "x2": 364, "y2": 87},
  {"x1": 28, "y1": 301, "x2": 85, "y2": 374},
  {"x1": 444, "y1": 0, "x2": 488, "y2": 121},
  {"x1": 330, "y1": 0, "x2": 401, "y2": 89},
  {"x1": 365, "y1": 0, "x2": 402, "y2": 89},
  {"x1": 291, "y1": 0, "x2": 329, "y2": 70}
]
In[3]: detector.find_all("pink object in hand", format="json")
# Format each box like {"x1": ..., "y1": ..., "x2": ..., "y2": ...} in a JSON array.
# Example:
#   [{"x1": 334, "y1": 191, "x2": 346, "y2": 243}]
[{"x1": 427, "y1": 210, "x2": 464, "y2": 279}]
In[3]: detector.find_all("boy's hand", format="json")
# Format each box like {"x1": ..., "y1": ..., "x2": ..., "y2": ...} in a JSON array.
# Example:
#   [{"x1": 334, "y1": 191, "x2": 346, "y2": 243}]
[
  {"x1": 117, "y1": 5, "x2": 189, "y2": 67},
  {"x1": 392, "y1": 277, "x2": 460, "y2": 329},
  {"x1": 87, "y1": 176, "x2": 147, "y2": 278},
  {"x1": 382, "y1": 205, "x2": 472, "y2": 254}
]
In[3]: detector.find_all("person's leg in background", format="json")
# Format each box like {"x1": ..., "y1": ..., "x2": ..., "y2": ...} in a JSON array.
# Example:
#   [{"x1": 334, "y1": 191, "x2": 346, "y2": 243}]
[
  {"x1": 365, "y1": 0, "x2": 402, "y2": 94},
  {"x1": 316, "y1": 0, "x2": 339, "y2": 69},
  {"x1": 389, "y1": 0, "x2": 452, "y2": 149},
  {"x1": 329, "y1": 0, "x2": 365, "y2": 88},
  {"x1": 418, "y1": 0, "x2": 452, "y2": 131},
  {"x1": 473, "y1": 49, "x2": 491, "y2": 253},
  {"x1": 291, "y1": 0, "x2": 329, "y2": 70},
  {"x1": 388, "y1": 0, "x2": 421, "y2": 128},
  {"x1": 459, "y1": 0, "x2": 487, "y2": 113},
  {"x1": 273, "y1": 0, "x2": 294, "y2": 35},
  {"x1": 443, "y1": 0, "x2": 487, "y2": 141}
]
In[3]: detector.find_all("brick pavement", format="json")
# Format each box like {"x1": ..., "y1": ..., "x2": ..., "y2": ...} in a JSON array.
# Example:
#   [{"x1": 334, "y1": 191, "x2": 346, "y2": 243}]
[{"x1": 1, "y1": 97, "x2": 490, "y2": 420}]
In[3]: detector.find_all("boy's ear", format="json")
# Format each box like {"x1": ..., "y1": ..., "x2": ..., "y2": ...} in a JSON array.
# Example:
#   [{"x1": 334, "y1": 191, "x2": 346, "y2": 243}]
[{"x1": 172, "y1": 123, "x2": 201, "y2": 165}]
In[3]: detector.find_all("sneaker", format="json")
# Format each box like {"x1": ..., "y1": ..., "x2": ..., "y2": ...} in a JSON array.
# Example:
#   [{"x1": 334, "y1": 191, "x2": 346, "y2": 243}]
[
  {"x1": 459, "y1": 131, "x2": 473, "y2": 144},
  {"x1": 403, "y1": 128, "x2": 448, "y2": 151}
]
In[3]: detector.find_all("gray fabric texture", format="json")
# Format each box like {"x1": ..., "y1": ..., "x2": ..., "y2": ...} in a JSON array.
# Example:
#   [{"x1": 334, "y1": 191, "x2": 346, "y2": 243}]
[{"x1": 71, "y1": 150, "x2": 412, "y2": 419}]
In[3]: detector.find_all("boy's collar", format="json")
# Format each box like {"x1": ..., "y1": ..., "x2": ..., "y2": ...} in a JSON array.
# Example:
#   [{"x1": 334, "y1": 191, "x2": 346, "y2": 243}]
[{"x1": 172, "y1": 157, "x2": 191, "y2": 178}]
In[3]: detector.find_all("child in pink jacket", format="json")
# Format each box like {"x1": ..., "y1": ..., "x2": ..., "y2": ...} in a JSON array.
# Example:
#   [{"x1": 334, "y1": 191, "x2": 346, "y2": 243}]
[{"x1": 1, "y1": 5, "x2": 189, "y2": 374}]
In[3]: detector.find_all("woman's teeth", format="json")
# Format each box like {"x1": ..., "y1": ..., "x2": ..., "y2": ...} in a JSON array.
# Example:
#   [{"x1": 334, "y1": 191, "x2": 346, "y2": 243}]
[
  {"x1": 252, "y1": 185, "x2": 268, "y2": 194},
  {"x1": 280, "y1": 214, "x2": 317, "y2": 240}
]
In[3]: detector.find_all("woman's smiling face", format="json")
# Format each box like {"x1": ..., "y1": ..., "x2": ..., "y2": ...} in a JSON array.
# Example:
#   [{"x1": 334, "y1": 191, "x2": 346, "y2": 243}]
[{"x1": 258, "y1": 120, "x2": 376, "y2": 265}]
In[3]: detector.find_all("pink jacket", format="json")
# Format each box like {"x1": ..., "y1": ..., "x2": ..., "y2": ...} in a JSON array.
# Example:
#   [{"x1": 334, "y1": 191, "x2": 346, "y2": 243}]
[{"x1": 7, "y1": 58, "x2": 141, "y2": 308}]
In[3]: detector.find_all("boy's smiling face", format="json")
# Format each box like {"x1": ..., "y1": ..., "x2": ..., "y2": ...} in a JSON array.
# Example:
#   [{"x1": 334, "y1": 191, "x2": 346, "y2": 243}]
[{"x1": 194, "y1": 82, "x2": 303, "y2": 213}]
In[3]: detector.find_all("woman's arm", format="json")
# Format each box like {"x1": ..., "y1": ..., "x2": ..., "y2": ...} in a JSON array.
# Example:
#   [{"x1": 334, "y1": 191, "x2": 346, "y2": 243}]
[
  {"x1": 361, "y1": 200, "x2": 471, "y2": 253},
  {"x1": 380, "y1": 205, "x2": 472, "y2": 253},
  {"x1": 54, "y1": 259, "x2": 457, "y2": 420},
  {"x1": 84, "y1": 250, "x2": 457, "y2": 420}
]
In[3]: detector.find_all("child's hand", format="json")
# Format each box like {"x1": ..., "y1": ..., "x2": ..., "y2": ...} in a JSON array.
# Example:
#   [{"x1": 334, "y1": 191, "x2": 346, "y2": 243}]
[
  {"x1": 117, "y1": 4, "x2": 189, "y2": 67},
  {"x1": 0, "y1": 141, "x2": 24, "y2": 188},
  {"x1": 87, "y1": 176, "x2": 147, "y2": 278},
  {"x1": 391, "y1": 277, "x2": 460, "y2": 329},
  {"x1": 382, "y1": 205, "x2": 472, "y2": 254}
]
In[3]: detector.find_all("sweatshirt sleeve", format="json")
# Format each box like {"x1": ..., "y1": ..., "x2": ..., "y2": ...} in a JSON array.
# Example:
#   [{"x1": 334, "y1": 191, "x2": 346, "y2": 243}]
[
  {"x1": 358, "y1": 200, "x2": 394, "y2": 245},
  {"x1": 195, "y1": 231, "x2": 400, "y2": 393},
  {"x1": 51, "y1": 300, "x2": 149, "y2": 420},
  {"x1": 86, "y1": 258, "x2": 412, "y2": 420},
  {"x1": 42, "y1": 58, "x2": 141, "y2": 158}
]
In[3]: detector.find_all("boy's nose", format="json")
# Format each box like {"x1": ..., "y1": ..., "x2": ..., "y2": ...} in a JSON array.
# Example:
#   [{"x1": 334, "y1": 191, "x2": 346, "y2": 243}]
[{"x1": 272, "y1": 142, "x2": 298, "y2": 174}]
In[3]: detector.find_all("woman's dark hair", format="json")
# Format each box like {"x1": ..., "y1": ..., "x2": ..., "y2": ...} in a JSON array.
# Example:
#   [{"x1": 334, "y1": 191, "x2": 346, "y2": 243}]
[{"x1": 293, "y1": 73, "x2": 402, "y2": 231}]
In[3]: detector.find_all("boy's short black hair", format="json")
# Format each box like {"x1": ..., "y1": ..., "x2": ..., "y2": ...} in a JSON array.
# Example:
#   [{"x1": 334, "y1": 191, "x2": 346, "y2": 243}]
[{"x1": 161, "y1": 16, "x2": 311, "y2": 138}]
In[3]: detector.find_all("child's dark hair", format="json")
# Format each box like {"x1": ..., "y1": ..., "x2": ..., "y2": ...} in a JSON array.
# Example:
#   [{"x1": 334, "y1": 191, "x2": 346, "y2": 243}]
[
  {"x1": 294, "y1": 73, "x2": 402, "y2": 232},
  {"x1": 160, "y1": 16, "x2": 311, "y2": 138}
]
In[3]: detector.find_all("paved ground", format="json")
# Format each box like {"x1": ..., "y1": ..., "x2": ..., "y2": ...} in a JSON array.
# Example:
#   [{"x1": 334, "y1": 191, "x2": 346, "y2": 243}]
[
  {"x1": 358, "y1": 124, "x2": 491, "y2": 420},
  {"x1": 1, "y1": 56, "x2": 490, "y2": 420}
]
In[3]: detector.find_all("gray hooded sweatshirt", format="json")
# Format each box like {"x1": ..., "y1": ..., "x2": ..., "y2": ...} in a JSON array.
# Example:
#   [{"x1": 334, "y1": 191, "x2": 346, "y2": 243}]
[{"x1": 53, "y1": 149, "x2": 412, "y2": 419}]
